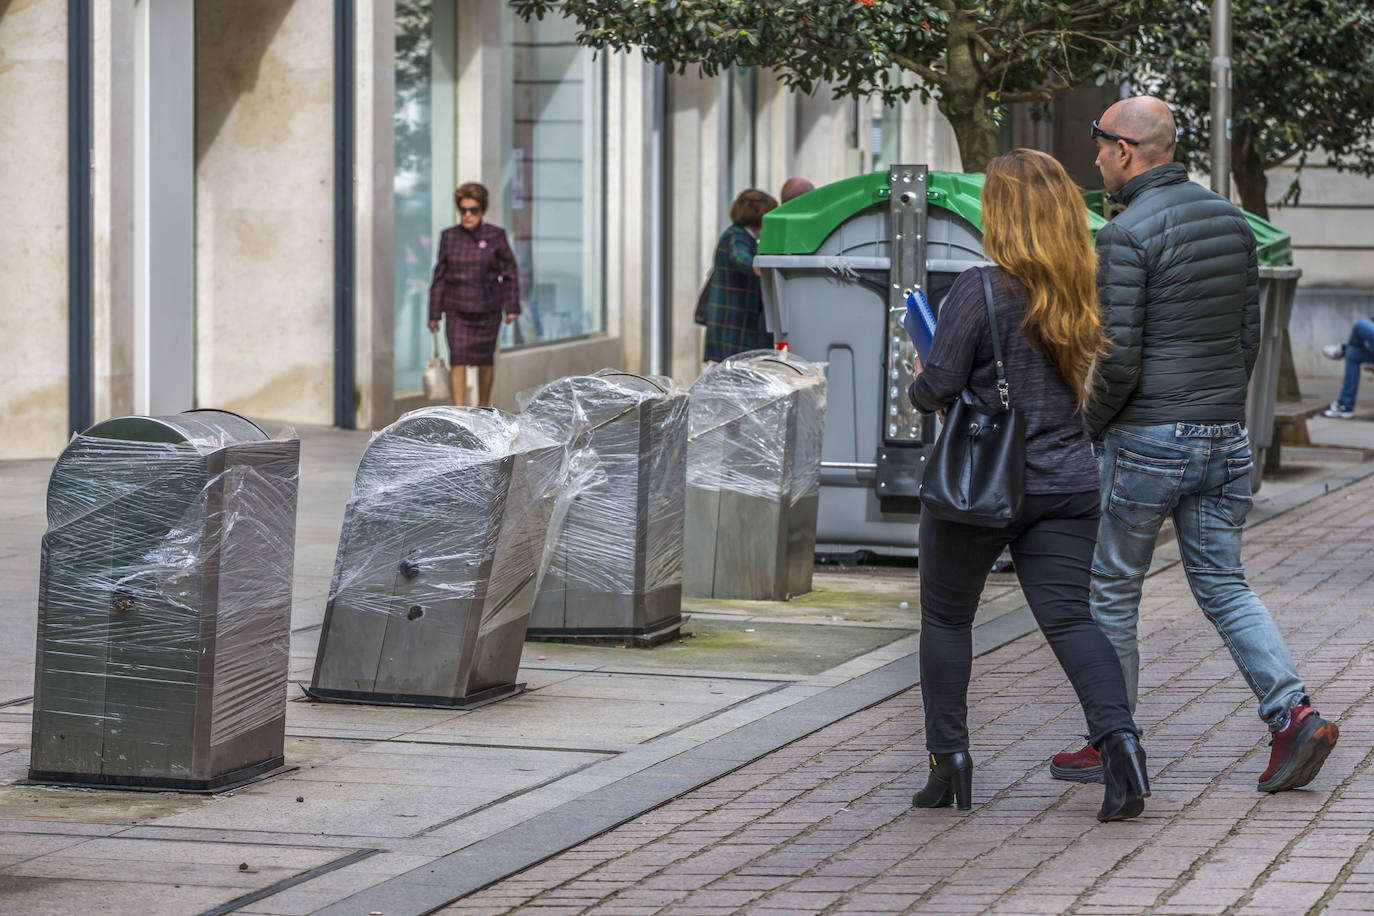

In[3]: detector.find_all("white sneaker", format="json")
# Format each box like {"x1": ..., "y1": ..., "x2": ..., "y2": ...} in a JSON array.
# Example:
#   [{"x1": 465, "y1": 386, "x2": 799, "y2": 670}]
[
  {"x1": 1323, "y1": 343, "x2": 1347, "y2": 360},
  {"x1": 1323, "y1": 402, "x2": 1355, "y2": 419}
]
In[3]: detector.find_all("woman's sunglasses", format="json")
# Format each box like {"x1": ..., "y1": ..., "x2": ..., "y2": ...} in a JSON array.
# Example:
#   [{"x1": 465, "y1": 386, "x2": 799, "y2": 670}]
[
  {"x1": 1091, "y1": 120, "x2": 1140, "y2": 146},
  {"x1": 458, "y1": 205, "x2": 483, "y2": 215}
]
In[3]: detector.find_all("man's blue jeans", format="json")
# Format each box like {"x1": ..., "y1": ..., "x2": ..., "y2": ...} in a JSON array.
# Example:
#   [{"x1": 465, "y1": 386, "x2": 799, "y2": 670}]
[
  {"x1": 1090, "y1": 422, "x2": 1307, "y2": 730},
  {"x1": 1336, "y1": 318, "x2": 1374, "y2": 411}
]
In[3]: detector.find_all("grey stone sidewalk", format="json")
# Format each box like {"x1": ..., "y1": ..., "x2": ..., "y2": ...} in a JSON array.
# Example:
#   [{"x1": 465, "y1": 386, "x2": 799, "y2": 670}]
[
  {"x1": 0, "y1": 425, "x2": 1014, "y2": 916},
  {"x1": 0, "y1": 417, "x2": 1371, "y2": 915},
  {"x1": 432, "y1": 468, "x2": 1374, "y2": 915}
]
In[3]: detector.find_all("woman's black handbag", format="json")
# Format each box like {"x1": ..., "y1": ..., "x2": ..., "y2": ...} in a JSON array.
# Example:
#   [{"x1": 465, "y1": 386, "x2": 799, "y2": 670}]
[
  {"x1": 918, "y1": 268, "x2": 1026, "y2": 527},
  {"x1": 693, "y1": 268, "x2": 713, "y2": 326}
]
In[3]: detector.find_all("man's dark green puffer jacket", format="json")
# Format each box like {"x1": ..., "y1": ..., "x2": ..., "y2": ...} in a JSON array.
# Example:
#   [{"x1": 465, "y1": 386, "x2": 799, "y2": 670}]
[{"x1": 1084, "y1": 162, "x2": 1260, "y2": 440}]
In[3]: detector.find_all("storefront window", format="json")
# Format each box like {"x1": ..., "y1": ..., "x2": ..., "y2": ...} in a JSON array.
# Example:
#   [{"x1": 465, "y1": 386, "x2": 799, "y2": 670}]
[
  {"x1": 393, "y1": 0, "x2": 456, "y2": 394},
  {"x1": 500, "y1": 14, "x2": 607, "y2": 350}
]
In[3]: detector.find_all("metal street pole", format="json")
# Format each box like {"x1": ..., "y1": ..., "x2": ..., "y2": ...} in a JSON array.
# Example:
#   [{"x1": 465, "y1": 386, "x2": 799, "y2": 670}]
[{"x1": 1210, "y1": 0, "x2": 1232, "y2": 197}]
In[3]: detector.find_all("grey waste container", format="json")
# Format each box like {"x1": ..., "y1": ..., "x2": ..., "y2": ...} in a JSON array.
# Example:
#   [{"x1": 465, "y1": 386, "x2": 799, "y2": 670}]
[
  {"x1": 754, "y1": 167, "x2": 993, "y2": 556},
  {"x1": 521, "y1": 370, "x2": 688, "y2": 646},
  {"x1": 30, "y1": 410, "x2": 300, "y2": 791},
  {"x1": 758, "y1": 167, "x2": 1300, "y2": 547},
  {"x1": 684, "y1": 351, "x2": 827, "y2": 600},
  {"x1": 1246, "y1": 266, "x2": 1303, "y2": 491},
  {"x1": 307, "y1": 408, "x2": 562, "y2": 708}
]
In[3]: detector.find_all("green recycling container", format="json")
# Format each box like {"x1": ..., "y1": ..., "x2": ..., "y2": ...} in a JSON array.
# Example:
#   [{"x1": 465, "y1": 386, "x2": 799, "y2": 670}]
[{"x1": 755, "y1": 167, "x2": 1299, "y2": 557}]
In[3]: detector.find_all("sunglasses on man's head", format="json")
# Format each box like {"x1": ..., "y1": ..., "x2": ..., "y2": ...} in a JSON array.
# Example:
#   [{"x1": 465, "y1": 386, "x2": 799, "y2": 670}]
[
  {"x1": 1091, "y1": 120, "x2": 1140, "y2": 146},
  {"x1": 458, "y1": 205, "x2": 483, "y2": 215}
]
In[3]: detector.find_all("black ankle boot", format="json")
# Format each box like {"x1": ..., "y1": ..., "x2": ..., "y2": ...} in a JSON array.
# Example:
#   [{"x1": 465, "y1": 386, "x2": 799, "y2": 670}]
[
  {"x1": 1097, "y1": 730, "x2": 1150, "y2": 822},
  {"x1": 913, "y1": 751, "x2": 973, "y2": 810}
]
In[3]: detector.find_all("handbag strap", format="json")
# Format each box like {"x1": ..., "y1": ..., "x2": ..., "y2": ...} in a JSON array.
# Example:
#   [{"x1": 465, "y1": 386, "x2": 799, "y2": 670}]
[
  {"x1": 432, "y1": 328, "x2": 442, "y2": 359},
  {"x1": 979, "y1": 267, "x2": 1011, "y2": 408}
]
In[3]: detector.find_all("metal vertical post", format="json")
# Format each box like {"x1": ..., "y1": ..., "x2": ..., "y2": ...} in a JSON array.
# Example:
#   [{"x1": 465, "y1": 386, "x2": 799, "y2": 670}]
[
  {"x1": 653, "y1": 66, "x2": 671, "y2": 377},
  {"x1": 334, "y1": 0, "x2": 356, "y2": 429},
  {"x1": 68, "y1": 0, "x2": 93, "y2": 434},
  {"x1": 1210, "y1": 0, "x2": 1232, "y2": 197},
  {"x1": 884, "y1": 165, "x2": 926, "y2": 445}
]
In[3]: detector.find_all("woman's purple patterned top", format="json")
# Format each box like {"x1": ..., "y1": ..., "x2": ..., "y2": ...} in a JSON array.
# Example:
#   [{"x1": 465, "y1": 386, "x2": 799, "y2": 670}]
[{"x1": 427, "y1": 222, "x2": 521, "y2": 321}]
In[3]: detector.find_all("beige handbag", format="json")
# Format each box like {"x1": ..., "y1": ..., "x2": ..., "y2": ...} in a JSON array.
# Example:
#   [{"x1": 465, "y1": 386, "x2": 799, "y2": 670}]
[{"x1": 422, "y1": 329, "x2": 453, "y2": 402}]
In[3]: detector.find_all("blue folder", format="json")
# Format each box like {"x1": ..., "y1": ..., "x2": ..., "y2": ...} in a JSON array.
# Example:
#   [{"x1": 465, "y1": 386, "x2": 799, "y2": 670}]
[{"x1": 903, "y1": 290, "x2": 937, "y2": 362}]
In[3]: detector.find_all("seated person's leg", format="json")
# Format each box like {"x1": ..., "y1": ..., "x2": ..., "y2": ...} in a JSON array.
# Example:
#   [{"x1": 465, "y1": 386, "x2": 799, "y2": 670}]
[{"x1": 1325, "y1": 320, "x2": 1374, "y2": 417}]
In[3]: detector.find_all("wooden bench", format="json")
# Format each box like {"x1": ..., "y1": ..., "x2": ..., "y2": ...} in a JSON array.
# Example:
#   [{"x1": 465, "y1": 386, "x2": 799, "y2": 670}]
[{"x1": 1267, "y1": 398, "x2": 1329, "y2": 470}]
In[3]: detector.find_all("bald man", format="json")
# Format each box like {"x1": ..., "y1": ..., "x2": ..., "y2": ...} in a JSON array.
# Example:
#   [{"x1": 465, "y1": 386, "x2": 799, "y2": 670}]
[
  {"x1": 1049, "y1": 96, "x2": 1339, "y2": 793},
  {"x1": 780, "y1": 177, "x2": 814, "y2": 204}
]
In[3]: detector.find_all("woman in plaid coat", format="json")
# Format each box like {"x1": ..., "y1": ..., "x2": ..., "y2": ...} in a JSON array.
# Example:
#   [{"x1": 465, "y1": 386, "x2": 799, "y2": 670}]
[
  {"x1": 704, "y1": 190, "x2": 778, "y2": 362},
  {"x1": 427, "y1": 181, "x2": 521, "y2": 406}
]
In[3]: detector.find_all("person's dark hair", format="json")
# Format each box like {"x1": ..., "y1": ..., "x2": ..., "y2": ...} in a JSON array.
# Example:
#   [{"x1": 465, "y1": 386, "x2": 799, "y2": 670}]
[
  {"x1": 454, "y1": 182, "x2": 489, "y2": 212},
  {"x1": 730, "y1": 189, "x2": 778, "y2": 231}
]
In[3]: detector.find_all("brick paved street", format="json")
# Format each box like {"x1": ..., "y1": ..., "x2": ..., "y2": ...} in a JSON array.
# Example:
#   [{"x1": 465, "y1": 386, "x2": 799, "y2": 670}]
[{"x1": 444, "y1": 474, "x2": 1374, "y2": 916}]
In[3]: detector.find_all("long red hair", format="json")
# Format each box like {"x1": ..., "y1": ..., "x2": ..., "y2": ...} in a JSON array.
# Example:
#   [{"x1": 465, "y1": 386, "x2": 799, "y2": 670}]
[{"x1": 981, "y1": 149, "x2": 1105, "y2": 410}]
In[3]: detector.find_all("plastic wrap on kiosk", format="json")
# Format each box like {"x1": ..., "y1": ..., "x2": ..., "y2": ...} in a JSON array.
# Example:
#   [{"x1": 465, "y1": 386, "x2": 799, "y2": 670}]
[
  {"x1": 30, "y1": 412, "x2": 301, "y2": 790},
  {"x1": 683, "y1": 351, "x2": 827, "y2": 600},
  {"x1": 308, "y1": 407, "x2": 564, "y2": 706},
  {"x1": 718, "y1": 349, "x2": 827, "y2": 516},
  {"x1": 518, "y1": 370, "x2": 689, "y2": 608},
  {"x1": 691, "y1": 350, "x2": 828, "y2": 503}
]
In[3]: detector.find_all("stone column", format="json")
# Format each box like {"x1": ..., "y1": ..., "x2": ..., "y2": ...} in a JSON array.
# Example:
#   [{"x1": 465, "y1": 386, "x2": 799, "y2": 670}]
[
  {"x1": 90, "y1": 0, "x2": 135, "y2": 424},
  {"x1": 353, "y1": 0, "x2": 396, "y2": 429},
  {"x1": 666, "y1": 70, "x2": 728, "y2": 386},
  {"x1": 193, "y1": 0, "x2": 335, "y2": 425},
  {"x1": 0, "y1": 0, "x2": 70, "y2": 458}
]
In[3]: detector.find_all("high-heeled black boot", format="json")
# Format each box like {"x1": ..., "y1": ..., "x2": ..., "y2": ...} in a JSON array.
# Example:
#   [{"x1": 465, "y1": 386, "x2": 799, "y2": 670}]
[
  {"x1": 913, "y1": 751, "x2": 973, "y2": 810},
  {"x1": 1097, "y1": 730, "x2": 1150, "y2": 822}
]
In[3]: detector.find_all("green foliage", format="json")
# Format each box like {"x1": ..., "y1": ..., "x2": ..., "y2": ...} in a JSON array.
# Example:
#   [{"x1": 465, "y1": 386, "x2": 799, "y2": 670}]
[
  {"x1": 1134, "y1": 0, "x2": 1374, "y2": 215},
  {"x1": 509, "y1": 1, "x2": 1151, "y2": 171},
  {"x1": 513, "y1": 0, "x2": 942, "y2": 103}
]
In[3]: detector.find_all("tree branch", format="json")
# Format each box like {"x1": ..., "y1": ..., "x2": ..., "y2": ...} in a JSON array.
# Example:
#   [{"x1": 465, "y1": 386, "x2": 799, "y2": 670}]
[
  {"x1": 996, "y1": 87, "x2": 1056, "y2": 103},
  {"x1": 994, "y1": 71, "x2": 1073, "y2": 104},
  {"x1": 891, "y1": 52, "x2": 951, "y2": 91},
  {"x1": 968, "y1": 26, "x2": 998, "y2": 57},
  {"x1": 992, "y1": 3, "x2": 1018, "y2": 29}
]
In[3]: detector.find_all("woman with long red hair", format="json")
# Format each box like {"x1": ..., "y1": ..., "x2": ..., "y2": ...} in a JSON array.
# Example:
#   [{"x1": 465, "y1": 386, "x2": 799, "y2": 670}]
[{"x1": 908, "y1": 149, "x2": 1148, "y2": 822}]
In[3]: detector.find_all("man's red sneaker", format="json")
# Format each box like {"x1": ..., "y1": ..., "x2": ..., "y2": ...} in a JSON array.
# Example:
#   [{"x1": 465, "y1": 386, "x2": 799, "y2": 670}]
[
  {"x1": 1258, "y1": 704, "x2": 1339, "y2": 793},
  {"x1": 1050, "y1": 742, "x2": 1104, "y2": 783}
]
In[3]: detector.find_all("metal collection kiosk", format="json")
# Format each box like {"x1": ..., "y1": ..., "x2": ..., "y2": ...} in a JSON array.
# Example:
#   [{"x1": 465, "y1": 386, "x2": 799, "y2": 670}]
[
  {"x1": 521, "y1": 370, "x2": 689, "y2": 646},
  {"x1": 30, "y1": 410, "x2": 300, "y2": 791},
  {"x1": 308, "y1": 408, "x2": 563, "y2": 708},
  {"x1": 683, "y1": 351, "x2": 827, "y2": 600}
]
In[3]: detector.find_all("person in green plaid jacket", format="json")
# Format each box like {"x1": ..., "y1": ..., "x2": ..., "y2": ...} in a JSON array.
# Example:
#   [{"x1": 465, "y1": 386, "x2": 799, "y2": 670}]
[{"x1": 704, "y1": 190, "x2": 778, "y2": 362}]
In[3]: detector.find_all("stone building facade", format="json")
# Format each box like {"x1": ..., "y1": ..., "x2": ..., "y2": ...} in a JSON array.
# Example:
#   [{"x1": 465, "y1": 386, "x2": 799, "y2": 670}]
[{"x1": 1, "y1": 0, "x2": 1367, "y2": 459}]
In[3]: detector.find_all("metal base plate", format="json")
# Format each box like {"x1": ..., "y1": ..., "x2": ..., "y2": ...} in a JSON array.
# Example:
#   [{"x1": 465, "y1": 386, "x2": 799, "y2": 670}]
[
  {"x1": 525, "y1": 614, "x2": 687, "y2": 648},
  {"x1": 300, "y1": 681, "x2": 525, "y2": 710},
  {"x1": 24, "y1": 758, "x2": 294, "y2": 794}
]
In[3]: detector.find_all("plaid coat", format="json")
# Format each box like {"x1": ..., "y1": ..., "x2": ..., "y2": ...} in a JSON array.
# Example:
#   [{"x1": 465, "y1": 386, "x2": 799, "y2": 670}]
[
  {"x1": 428, "y1": 222, "x2": 520, "y2": 366},
  {"x1": 703, "y1": 224, "x2": 773, "y2": 362}
]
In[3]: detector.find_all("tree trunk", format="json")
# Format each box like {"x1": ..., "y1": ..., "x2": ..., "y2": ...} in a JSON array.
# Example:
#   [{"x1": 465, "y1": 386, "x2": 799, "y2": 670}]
[
  {"x1": 1231, "y1": 124, "x2": 1269, "y2": 219},
  {"x1": 940, "y1": 99, "x2": 1000, "y2": 173},
  {"x1": 935, "y1": 8, "x2": 1001, "y2": 173},
  {"x1": 1232, "y1": 126, "x2": 1304, "y2": 408},
  {"x1": 1233, "y1": 165, "x2": 1269, "y2": 220}
]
